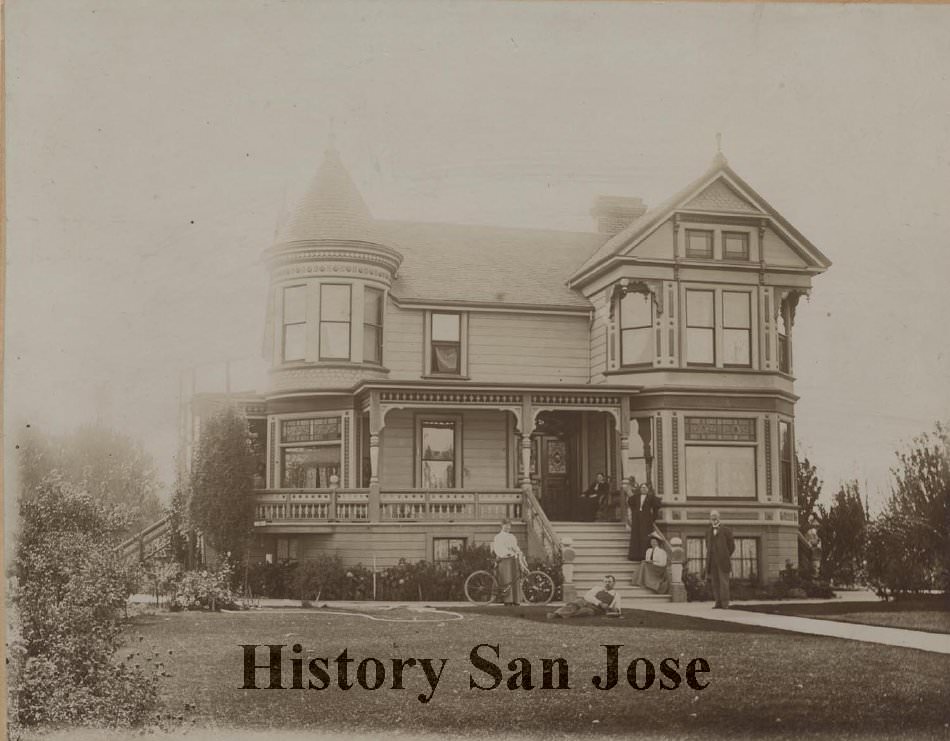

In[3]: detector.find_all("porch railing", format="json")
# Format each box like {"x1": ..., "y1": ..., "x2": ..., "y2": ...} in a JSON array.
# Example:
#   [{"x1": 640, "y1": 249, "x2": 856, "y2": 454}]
[
  {"x1": 380, "y1": 489, "x2": 522, "y2": 522},
  {"x1": 253, "y1": 489, "x2": 370, "y2": 523},
  {"x1": 251, "y1": 488, "x2": 522, "y2": 524}
]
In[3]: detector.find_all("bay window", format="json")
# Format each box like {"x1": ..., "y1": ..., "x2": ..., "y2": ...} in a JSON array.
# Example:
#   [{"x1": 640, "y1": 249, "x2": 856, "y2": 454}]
[
  {"x1": 363, "y1": 287, "x2": 384, "y2": 364},
  {"x1": 684, "y1": 416, "x2": 757, "y2": 499},
  {"x1": 279, "y1": 416, "x2": 342, "y2": 488},
  {"x1": 282, "y1": 285, "x2": 307, "y2": 362},
  {"x1": 686, "y1": 290, "x2": 715, "y2": 365},
  {"x1": 319, "y1": 284, "x2": 351, "y2": 360},
  {"x1": 722, "y1": 291, "x2": 752, "y2": 367},
  {"x1": 620, "y1": 291, "x2": 654, "y2": 366}
]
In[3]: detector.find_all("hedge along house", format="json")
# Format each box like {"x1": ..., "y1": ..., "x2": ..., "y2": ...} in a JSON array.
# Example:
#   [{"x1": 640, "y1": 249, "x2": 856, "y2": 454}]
[{"x1": 184, "y1": 145, "x2": 829, "y2": 592}]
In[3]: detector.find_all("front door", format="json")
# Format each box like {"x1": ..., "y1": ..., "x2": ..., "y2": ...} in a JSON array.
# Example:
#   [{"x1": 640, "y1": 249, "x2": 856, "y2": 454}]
[{"x1": 540, "y1": 436, "x2": 572, "y2": 520}]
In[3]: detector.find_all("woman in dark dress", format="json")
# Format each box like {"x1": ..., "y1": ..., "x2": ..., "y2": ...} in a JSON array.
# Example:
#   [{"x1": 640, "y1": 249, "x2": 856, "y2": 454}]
[{"x1": 627, "y1": 482, "x2": 660, "y2": 561}]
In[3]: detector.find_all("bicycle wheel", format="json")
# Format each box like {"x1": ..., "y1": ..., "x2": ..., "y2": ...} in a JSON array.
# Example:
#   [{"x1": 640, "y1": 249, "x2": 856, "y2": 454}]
[
  {"x1": 521, "y1": 570, "x2": 555, "y2": 605},
  {"x1": 464, "y1": 570, "x2": 497, "y2": 603}
]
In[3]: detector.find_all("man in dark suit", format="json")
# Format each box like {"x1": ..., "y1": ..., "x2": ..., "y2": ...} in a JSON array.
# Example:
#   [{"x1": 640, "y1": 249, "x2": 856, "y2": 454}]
[{"x1": 704, "y1": 510, "x2": 735, "y2": 608}]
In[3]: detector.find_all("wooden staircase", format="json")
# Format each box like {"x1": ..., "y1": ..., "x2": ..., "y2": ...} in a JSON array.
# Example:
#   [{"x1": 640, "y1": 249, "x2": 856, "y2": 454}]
[{"x1": 552, "y1": 522, "x2": 671, "y2": 603}]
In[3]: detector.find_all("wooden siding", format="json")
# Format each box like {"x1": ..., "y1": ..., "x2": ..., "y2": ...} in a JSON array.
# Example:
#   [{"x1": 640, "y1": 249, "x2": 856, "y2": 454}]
[
  {"x1": 589, "y1": 290, "x2": 608, "y2": 382},
  {"x1": 380, "y1": 409, "x2": 512, "y2": 488},
  {"x1": 384, "y1": 300, "x2": 425, "y2": 377},
  {"x1": 467, "y1": 312, "x2": 589, "y2": 383}
]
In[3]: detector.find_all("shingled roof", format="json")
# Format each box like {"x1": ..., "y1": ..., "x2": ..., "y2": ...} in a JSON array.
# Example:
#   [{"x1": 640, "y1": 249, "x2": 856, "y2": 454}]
[
  {"x1": 381, "y1": 220, "x2": 604, "y2": 310},
  {"x1": 275, "y1": 145, "x2": 384, "y2": 245}
]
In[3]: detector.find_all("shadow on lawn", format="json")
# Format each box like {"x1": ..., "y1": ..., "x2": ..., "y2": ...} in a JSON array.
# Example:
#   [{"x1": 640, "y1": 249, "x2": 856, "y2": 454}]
[{"x1": 460, "y1": 604, "x2": 786, "y2": 635}]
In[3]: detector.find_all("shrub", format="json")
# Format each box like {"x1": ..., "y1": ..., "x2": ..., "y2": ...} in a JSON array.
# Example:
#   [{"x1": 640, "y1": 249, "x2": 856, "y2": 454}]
[
  {"x1": 168, "y1": 562, "x2": 239, "y2": 611},
  {"x1": 246, "y1": 560, "x2": 299, "y2": 599},
  {"x1": 9, "y1": 476, "x2": 160, "y2": 730}
]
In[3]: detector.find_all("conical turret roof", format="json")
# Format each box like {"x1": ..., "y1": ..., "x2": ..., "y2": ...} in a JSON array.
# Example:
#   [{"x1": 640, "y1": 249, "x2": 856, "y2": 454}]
[{"x1": 275, "y1": 145, "x2": 382, "y2": 245}]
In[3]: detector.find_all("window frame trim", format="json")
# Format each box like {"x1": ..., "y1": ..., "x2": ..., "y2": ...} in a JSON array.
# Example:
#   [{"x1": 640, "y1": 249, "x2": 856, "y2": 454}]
[
  {"x1": 275, "y1": 412, "x2": 346, "y2": 490},
  {"x1": 423, "y1": 310, "x2": 469, "y2": 378},
  {"x1": 318, "y1": 283, "x2": 353, "y2": 362},
  {"x1": 281, "y1": 284, "x2": 308, "y2": 363},
  {"x1": 685, "y1": 228, "x2": 715, "y2": 259},
  {"x1": 685, "y1": 288, "x2": 717, "y2": 367},
  {"x1": 618, "y1": 290, "x2": 655, "y2": 368},
  {"x1": 362, "y1": 286, "x2": 385, "y2": 366},
  {"x1": 414, "y1": 413, "x2": 464, "y2": 489}
]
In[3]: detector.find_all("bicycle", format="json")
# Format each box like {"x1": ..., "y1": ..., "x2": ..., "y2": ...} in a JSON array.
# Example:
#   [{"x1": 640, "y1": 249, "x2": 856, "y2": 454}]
[{"x1": 463, "y1": 555, "x2": 555, "y2": 605}]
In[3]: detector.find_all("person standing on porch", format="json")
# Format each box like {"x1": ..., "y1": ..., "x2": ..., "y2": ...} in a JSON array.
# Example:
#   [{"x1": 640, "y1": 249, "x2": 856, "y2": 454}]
[
  {"x1": 492, "y1": 519, "x2": 523, "y2": 605},
  {"x1": 704, "y1": 510, "x2": 735, "y2": 609},
  {"x1": 627, "y1": 482, "x2": 659, "y2": 561}
]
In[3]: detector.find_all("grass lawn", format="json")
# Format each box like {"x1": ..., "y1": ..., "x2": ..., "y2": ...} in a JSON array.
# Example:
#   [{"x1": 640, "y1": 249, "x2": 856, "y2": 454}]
[
  {"x1": 93, "y1": 603, "x2": 950, "y2": 740},
  {"x1": 738, "y1": 596, "x2": 950, "y2": 634}
]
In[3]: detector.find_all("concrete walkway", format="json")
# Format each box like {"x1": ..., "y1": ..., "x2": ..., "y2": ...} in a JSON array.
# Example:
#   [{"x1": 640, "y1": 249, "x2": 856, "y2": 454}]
[{"x1": 628, "y1": 599, "x2": 950, "y2": 655}]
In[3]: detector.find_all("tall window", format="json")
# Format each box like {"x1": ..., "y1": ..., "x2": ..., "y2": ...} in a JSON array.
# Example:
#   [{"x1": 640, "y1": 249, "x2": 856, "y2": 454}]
[
  {"x1": 363, "y1": 287, "x2": 384, "y2": 364},
  {"x1": 723, "y1": 232, "x2": 750, "y2": 261},
  {"x1": 779, "y1": 420, "x2": 793, "y2": 503},
  {"x1": 686, "y1": 290, "x2": 715, "y2": 365},
  {"x1": 430, "y1": 313, "x2": 461, "y2": 374},
  {"x1": 684, "y1": 416, "x2": 757, "y2": 499},
  {"x1": 722, "y1": 291, "x2": 752, "y2": 367},
  {"x1": 282, "y1": 285, "x2": 307, "y2": 362},
  {"x1": 280, "y1": 416, "x2": 342, "y2": 489},
  {"x1": 419, "y1": 419, "x2": 458, "y2": 488},
  {"x1": 686, "y1": 229, "x2": 714, "y2": 259},
  {"x1": 777, "y1": 307, "x2": 790, "y2": 374},
  {"x1": 686, "y1": 537, "x2": 758, "y2": 582},
  {"x1": 320, "y1": 284, "x2": 351, "y2": 360},
  {"x1": 620, "y1": 291, "x2": 653, "y2": 366}
]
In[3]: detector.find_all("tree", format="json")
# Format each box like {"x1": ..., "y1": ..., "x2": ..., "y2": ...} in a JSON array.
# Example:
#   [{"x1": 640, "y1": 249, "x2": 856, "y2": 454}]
[
  {"x1": 797, "y1": 455, "x2": 824, "y2": 528},
  {"x1": 16, "y1": 424, "x2": 164, "y2": 539},
  {"x1": 188, "y1": 406, "x2": 255, "y2": 567},
  {"x1": 882, "y1": 422, "x2": 950, "y2": 591},
  {"x1": 818, "y1": 481, "x2": 867, "y2": 586}
]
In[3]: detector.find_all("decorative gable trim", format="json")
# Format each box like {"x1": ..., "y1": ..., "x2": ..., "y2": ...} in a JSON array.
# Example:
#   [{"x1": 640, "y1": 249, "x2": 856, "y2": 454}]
[{"x1": 682, "y1": 179, "x2": 763, "y2": 214}]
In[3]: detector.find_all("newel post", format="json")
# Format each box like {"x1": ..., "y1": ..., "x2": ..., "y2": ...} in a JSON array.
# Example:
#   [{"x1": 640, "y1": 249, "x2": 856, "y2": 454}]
[
  {"x1": 561, "y1": 536, "x2": 577, "y2": 602},
  {"x1": 669, "y1": 536, "x2": 686, "y2": 603}
]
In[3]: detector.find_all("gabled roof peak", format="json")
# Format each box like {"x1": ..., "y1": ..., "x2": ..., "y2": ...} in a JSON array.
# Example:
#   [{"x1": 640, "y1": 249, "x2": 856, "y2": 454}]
[{"x1": 275, "y1": 144, "x2": 382, "y2": 245}]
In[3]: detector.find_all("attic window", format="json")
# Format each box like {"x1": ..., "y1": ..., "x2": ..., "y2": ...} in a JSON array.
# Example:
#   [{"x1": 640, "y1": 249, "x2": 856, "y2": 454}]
[
  {"x1": 686, "y1": 229, "x2": 714, "y2": 259},
  {"x1": 723, "y1": 232, "x2": 750, "y2": 261}
]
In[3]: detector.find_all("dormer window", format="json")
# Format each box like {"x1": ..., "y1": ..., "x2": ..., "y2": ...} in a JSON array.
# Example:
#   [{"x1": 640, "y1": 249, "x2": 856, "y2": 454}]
[
  {"x1": 723, "y1": 232, "x2": 750, "y2": 261},
  {"x1": 686, "y1": 229, "x2": 714, "y2": 259},
  {"x1": 282, "y1": 285, "x2": 307, "y2": 362},
  {"x1": 319, "y1": 284, "x2": 351, "y2": 360}
]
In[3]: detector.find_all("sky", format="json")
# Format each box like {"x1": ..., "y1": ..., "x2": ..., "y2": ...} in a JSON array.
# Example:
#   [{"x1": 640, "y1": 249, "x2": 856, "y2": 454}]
[{"x1": 5, "y1": 1, "x2": 950, "y2": 513}]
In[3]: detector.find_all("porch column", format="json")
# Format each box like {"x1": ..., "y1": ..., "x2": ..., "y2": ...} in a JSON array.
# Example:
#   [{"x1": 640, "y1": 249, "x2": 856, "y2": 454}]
[
  {"x1": 619, "y1": 396, "x2": 631, "y2": 528},
  {"x1": 519, "y1": 393, "x2": 536, "y2": 504},
  {"x1": 368, "y1": 391, "x2": 382, "y2": 522}
]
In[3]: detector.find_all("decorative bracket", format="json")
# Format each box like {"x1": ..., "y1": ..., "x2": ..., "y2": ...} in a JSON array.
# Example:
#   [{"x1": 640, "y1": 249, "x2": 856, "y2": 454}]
[
  {"x1": 608, "y1": 278, "x2": 664, "y2": 319},
  {"x1": 775, "y1": 288, "x2": 809, "y2": 328}
]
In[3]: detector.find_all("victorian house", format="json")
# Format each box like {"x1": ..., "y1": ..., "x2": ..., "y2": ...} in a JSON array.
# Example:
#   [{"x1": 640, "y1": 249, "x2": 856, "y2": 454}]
[{"x1": 184, "y1": 146, "x2": 829, "y2": 596}]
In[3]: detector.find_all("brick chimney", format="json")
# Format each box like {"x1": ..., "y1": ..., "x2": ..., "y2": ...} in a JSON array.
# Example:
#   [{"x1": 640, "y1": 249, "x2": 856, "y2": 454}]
[{"x1": 591, "y1": 195, "x2": 648, "y2": 235}]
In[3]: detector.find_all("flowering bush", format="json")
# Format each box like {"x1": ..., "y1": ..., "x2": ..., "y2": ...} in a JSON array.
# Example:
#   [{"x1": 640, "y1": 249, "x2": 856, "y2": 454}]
[{"x1": 168, "y1": 562, "x2": 239, "y2": 611}]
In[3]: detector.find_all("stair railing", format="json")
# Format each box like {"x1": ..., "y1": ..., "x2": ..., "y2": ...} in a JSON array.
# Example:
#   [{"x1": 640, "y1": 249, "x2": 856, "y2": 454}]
[{"x1": 520, "y1": 486, "x2": 561, "y2": 562}]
